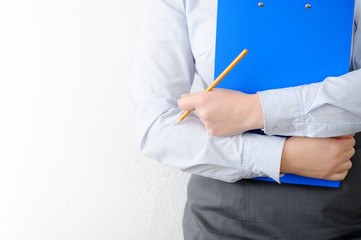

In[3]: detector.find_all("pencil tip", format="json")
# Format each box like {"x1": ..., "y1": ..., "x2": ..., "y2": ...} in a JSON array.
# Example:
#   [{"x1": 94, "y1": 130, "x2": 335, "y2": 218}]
[{"x1": 175, "y1": 119, "x2": 181, "y2": 125}]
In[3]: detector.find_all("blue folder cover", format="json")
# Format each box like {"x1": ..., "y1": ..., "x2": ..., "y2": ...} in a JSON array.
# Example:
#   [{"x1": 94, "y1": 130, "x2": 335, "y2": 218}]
[{"x1": 214, "y1": 0, "x2": 355, "y2": 187}]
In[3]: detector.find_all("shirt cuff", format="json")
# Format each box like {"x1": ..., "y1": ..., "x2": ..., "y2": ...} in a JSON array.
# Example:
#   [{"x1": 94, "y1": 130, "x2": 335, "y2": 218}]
[
  {"x1": 258, "y1": 87, "x2": 305, "y2": 136},
  {"x1": 241, "y1": 133, "x2": 286, "y2": 183}
]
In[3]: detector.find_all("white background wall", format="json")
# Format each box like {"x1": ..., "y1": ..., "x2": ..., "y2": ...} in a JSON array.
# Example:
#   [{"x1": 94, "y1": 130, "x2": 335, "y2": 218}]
[{"x1": 0, "y1": 1, "x2": 191, "y2": 239}]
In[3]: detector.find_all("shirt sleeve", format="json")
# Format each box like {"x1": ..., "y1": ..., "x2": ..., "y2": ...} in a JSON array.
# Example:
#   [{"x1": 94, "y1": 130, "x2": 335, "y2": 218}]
[
  {"x1": 258, "y1": 5, "x2": 361, "y2": 138},
  {"x1": 128, "y1": 0, "x2": 286, "y2": 183}
]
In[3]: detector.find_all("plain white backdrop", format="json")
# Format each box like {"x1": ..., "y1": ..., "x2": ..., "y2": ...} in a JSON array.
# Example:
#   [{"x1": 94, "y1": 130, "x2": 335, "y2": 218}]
[{"x1": 0, "y1": 1, "x2": 192, "y2": 239}]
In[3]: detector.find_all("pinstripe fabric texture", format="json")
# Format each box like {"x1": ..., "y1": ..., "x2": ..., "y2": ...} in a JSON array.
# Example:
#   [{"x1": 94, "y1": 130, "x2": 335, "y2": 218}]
[{"x1": 183, "y1": 133, "x2": 361, "y2": 240}]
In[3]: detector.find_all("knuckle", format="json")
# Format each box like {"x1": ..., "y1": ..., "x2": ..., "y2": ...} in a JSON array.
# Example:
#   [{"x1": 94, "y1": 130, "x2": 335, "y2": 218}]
[
  {"x1": 197, "y1": 108, "x2": 211, "y2": 121},
  {"x1": 197, "y1": 110, "x2": 206, "y2": 119},
  {"x1": 177, "y1": 99, "x2": 183, "y2": 108},
  {"x1": 351, "y1": 147, "x2": 356, "y2": 156},
  {"x1": 204, "y1": 122, "x2": 211, "y2": 130},
  {"x1": 347, "y1": 161, "x2": 353, "y2": 170},
  {"x1": 204, "y1": 125, "x2": 210, "y2": 132},
  {"x1": 202, "y1": 112, "x2": 210, "y2": 121},
  {"x1": 346, "y1": 147, "x2": 356, "y2": 160},
  {"x1": 207, "y1": 127, "x2": 219, "y2": 136},
  {"x1": 208, "y1": 128, "x2": 216, "y2": 136},
  {"x1": 202, "y1": 120, "x2": 209, "y2": 128},
  {"x1": 341, "y1": 171, "x2": 348, "y2": 180},
  {"x1": 201, "y1": 113, "x2": 211, "y2": 122}
]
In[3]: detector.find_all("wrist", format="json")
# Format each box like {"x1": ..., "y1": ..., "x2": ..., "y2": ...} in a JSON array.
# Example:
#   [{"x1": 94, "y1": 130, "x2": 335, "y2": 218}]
[
  {"x1": 280, "y1": 138, "x2": 292, "y2": 173},
  {"x1": 280, "y1": 137, "x2": 303, "y2": 175},
  {"x1": 251, "y1": 94, "x2": 265, "y2": 130}
]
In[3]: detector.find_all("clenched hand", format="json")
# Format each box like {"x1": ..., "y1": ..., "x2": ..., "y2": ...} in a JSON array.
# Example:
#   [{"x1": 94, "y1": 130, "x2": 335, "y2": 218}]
[{"x1": 177, "y1": 88, "x2": 264, "y2": 136}]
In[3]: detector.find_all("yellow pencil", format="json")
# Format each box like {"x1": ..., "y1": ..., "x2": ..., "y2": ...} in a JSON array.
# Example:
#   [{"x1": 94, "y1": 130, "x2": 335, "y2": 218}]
[{"x1": 175, "y1": 49, "x2": 248, "y2": 125}]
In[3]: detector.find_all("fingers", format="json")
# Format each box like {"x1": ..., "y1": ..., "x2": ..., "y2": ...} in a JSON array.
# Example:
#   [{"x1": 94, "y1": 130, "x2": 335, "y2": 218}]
[
  {"x1": 345, "y1": 137, "x2": 355, "y2": 151},
  {"x1": 327, "y1": 170, "x2": 349, "y2": 181},
  {"x1": 328, "y1": 148, "x2": 354, "y2": 181},
  {"x1": 336, "y1": 137, "x2": 356, "y2": 151},
  {"x1": 334, "y1": 159, "x2": 353, "y2": 173},
  {"x1": 177, "y1": 92, "x2": 202, "y2": 111},
  {"x1": 344, "y1": 147, "x2": 356, "y2": 159}
]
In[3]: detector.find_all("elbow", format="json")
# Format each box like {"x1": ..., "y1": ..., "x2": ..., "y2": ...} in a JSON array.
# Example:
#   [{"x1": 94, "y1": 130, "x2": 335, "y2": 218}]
[
  {"x1": 130, "y1": 101, "x2": 180, "y2": 163},
  {"x1": 133, "y1": 112, "x2": 173, "y2": 165},
  {"x1": 137, "y1": 133, "x2": 157, "y2": 161}
]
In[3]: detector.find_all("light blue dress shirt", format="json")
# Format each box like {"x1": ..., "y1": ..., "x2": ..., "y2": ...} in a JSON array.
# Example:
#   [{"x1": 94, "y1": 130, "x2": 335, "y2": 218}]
[{"x1": 129, "y1": 0, "x2": 361, "y2": 183}]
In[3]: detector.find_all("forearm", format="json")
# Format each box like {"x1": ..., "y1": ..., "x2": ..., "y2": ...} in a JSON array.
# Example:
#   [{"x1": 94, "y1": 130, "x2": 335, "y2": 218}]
[
  {"x1": 257, "y1": 8, "x2": 361, "y2": 137},
  {"x1": 258, "y1": 69, "x2": 361, "y2": 137},
  {"x1": 131, "y1": 101, "x2": 285, "y2": 182},
  {"x1": 129, "y1": 0, "x2": 285, "y2": 183}
]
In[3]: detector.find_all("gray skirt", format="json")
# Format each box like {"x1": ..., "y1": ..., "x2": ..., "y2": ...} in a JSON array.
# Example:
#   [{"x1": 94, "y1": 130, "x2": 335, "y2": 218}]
[{"x1": 183, "y1": 132, "x2": 361, "y2": 240}]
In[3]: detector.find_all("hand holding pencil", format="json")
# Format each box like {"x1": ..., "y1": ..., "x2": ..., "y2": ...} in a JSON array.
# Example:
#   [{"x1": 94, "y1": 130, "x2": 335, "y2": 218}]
[{"x1": 175, "y1": 49, "x2": 248, "y2": 125}]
